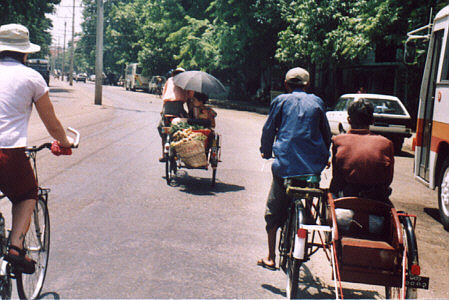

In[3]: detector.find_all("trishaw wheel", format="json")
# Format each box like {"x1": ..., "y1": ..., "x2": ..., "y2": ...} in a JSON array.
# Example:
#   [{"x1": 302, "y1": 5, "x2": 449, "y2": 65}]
[
  {"x1": 385, "y1": 215, "x2": 419, "y2": 299},
  {"x1": 165, "y1": 155, "x2": 177, "y2": 184},
  {"x1": 211, "y1": 168, "x2": 217, "y2": 186},
  {"x1": 165, "y1": 155, "x2": 171, "y2": 184}
]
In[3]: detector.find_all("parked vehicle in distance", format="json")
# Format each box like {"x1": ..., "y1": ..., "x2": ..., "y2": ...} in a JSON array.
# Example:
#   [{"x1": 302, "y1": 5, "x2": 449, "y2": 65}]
[
  {"x1": 26, "y1": 58, "x2": 50, "y2": 85},
  {"x1": 75, "y1": 73, "x2": 87, "y2": 82},
  {"x1": 148, "y1": 75, "x2": 166, "y2": 95},
  {"x1": 326, "y1": 93, "x2": 412, "y2": 153},
  {"x1": 88, "y1": 74, "x2": 96, "y2": 81},
  {"x1": 124, "y1": 63, "x2": 149, "y2": 92},
  {"x1": 117, "y1": 75, "x2": 124, "y2": 86}
]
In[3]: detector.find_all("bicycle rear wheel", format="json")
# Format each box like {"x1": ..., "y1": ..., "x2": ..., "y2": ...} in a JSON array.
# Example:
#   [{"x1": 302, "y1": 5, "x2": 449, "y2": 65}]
[
  {"x1": 16, "y1": 197, "x2": 50, "y2": 300},
  {"x1": 165, "y1": 155, "x2": 177, "y2": 184},
  {"x1": 286, "y1": 204, "x2": 305, "y2": 299}
]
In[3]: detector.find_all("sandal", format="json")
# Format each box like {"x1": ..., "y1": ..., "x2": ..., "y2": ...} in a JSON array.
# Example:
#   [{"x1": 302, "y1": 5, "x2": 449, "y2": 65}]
[
  {"x1": 4, "y1": 245, "x2": 35, "y2": 274},
  {"x1": 257, "y1": 258, "x2": 277, "y2": 271}
]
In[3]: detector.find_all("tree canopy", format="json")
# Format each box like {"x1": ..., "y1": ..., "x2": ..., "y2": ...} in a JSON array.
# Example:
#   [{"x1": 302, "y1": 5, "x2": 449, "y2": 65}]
[
  {"x1": 4, "y1": 0, "x2": 449, "y2": 101},
  {"x1": 73, "y1": 0, "x2": 448, "y2": 99},
  {"x1": 0, "y1": 0, "x2": 61, "y2": 57}
]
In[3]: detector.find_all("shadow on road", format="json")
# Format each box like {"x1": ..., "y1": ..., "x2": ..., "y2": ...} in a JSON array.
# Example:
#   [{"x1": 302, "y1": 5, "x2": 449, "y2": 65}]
[
  {"x1": 166, "y1": 171, "x2": 245, "y2": 195},
  {"x1": 424, "y1": 207, "x2": 441, "y2": 224},
  {"x1": 396, "y1": 150, "x2": 414, "y2": 158},
  {"x1": 101, "y1": 104, "x2": 149, "y2": 113},
  {"x1": 262, "y1": 264, "x2": 381, "y2": 299},
  {"x1": 49, "y1": 88, "x2": 73, "y2": 93},
  {"x1": 39, "y1": 291, "x2": 61, "y2": 299},
  {"x1": 261, "y1": 283, "x2": 285, "y2": 297}
]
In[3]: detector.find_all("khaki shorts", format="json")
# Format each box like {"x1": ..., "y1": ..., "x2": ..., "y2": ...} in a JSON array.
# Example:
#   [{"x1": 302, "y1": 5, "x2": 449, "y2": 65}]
[{"x1": 264, "y1": 175, "x2": 289, "y2": 232}]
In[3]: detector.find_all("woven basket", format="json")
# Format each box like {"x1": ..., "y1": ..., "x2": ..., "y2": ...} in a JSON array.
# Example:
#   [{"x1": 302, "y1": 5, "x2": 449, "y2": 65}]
[{"x1": 174, "y1": 140, "x2": 208, "y2": 168}]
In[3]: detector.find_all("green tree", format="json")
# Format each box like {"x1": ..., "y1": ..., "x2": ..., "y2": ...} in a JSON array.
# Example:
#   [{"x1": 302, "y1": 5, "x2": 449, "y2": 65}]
[
  {"x1": 135, "y1": 0, "x2": 188, "y2": 76},
  {"x1": 276, "y1": 0, "x2": 398, "y2": 66},
  {"x1": 0, "y1": 0, "x2": 61, "y2": 57},
  {"x1": 205, "y1": 0, "x2": 284, "y2": 99}
]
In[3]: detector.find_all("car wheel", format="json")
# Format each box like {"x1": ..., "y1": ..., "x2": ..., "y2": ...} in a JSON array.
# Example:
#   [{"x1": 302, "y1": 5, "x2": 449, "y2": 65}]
[
  {"x1": 438, "y1": 158, "x2": 449, "y2": 231},
  {"x1": 393, "y1": 137, "x2": 404, "y2": 154}
]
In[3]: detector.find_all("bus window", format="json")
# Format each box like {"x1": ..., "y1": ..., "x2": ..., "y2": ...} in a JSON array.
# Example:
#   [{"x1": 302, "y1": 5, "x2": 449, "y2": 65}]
[{"x1": 440, "y1": 31, "x2": 449, "y2": 81}]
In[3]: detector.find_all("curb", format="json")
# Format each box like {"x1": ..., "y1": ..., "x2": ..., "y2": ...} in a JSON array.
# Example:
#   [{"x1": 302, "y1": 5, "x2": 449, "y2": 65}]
[{"x1": 208, "y1": 99, "x2": 269, "y2": 114}]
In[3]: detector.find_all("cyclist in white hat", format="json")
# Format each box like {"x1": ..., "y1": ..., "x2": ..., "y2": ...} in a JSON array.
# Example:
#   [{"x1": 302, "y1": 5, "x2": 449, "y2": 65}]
[{"x1": 0, "y1": 23, "x2": 73, "y2": 274}]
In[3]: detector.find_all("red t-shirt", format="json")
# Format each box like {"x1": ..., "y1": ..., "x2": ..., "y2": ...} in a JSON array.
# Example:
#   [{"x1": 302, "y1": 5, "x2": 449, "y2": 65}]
[{"x1": 330, "y1": 129, "x2": 394, "y2": 196}]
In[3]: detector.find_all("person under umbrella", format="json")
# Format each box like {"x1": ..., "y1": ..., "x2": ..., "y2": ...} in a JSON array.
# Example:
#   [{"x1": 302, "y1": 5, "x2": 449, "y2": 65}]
[
  {"x1": 157, "y1": 67, "x2": 193, "y2": 162},
  {"x1": 189, "y1": 92, "x2": 217, "y2": 128}
]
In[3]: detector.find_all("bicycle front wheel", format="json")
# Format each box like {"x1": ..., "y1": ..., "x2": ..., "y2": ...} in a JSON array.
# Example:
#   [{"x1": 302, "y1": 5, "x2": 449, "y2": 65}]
[{"x1": 16, "y1": 197, "x2": 50, "y2": 300}]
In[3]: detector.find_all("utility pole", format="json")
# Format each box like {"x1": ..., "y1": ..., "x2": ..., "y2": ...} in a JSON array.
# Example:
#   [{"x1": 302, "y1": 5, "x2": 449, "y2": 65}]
[
  {"x1": 69, "y1": 0, "x2": 75, "y2": 86},
  {"x1": 62, "y1": 21, "x2": 66, "y2": 81},
  {"x1": 95, "y1": 0, "x2": 104, "y2": 105},
  {"x1": 58, "y1": 37, "x2": 60, "y2": 78}
]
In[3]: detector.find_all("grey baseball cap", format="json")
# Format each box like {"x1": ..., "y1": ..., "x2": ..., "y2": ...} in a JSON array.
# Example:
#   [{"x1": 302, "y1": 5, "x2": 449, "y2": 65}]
[{"x1": 285, "y1": 67, "x2": 309, "y2": 85}]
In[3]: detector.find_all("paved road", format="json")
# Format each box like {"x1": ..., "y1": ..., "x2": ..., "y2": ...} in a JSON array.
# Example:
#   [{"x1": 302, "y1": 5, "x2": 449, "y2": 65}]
[{"x1": 4, "y1": 78, "x2": 446, "y2": 298}]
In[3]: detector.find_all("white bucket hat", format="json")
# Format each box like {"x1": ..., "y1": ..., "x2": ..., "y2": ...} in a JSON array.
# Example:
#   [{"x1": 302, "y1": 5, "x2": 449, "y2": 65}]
[{"x1": 0, "y1": 24, "x2": 40, "y2": 53}]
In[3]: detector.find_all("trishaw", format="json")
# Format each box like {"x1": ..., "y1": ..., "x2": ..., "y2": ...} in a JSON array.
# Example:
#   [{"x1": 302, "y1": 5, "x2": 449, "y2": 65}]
[
  {"x1": 160, "y1": 70, "x2": 225, "y2": 186},
  {"x1": 278, "y1": 178, "x2": 429, "y2": 299},
  {"x1": 162, "y1": 114, "x2": 221, "y2": 186}
]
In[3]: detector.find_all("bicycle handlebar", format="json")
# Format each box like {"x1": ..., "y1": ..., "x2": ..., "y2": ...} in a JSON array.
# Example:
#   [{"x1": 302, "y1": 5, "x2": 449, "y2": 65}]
[
  {"x1": 26, "y1": 127, "x2": 80, "y2": 152},
  {"x1": 68, "y1": 127, "x2": 80, "y2": 148}
]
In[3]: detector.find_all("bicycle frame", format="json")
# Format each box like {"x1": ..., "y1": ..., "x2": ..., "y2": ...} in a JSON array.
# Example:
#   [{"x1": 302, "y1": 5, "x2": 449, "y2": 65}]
[
  {"x1": 287, "y1": 186, "x2": 331, "y2": 258},
  {"x1": 279, "y1": 183, "x2": 336, "y2": 299}
]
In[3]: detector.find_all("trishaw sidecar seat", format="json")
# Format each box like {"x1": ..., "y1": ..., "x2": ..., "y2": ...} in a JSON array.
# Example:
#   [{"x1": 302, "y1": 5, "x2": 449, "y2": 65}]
[{"x1": 328, "y1": 195, "x2": 403, "y2": 286}]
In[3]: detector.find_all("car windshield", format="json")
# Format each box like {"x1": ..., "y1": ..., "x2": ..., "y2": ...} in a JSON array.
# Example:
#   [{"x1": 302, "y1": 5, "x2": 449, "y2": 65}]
[
  {"x1": 27, "y1": 64, "x2": 48, "y2": 72},
  {"x1": 335, "y1": 98, "x2": 352, "y2": 111},
  {"x1": 361, "y1": 98, "x2": 406, "y2": 115}
]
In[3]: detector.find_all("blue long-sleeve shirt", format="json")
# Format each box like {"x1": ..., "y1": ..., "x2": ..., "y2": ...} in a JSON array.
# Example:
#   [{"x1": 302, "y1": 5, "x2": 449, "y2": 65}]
[{"x1": 260, "y1": 89, "x2": 331, "y2": 178}]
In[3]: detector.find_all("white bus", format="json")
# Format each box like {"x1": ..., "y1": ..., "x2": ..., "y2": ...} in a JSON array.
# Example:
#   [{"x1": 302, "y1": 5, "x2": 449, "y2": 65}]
[
  {"x1": 406, "y1": 5, "x2": 449, "y2": 230},
  {"x1": 124, "y1": 63, "x2": 149, "y2": 92}
]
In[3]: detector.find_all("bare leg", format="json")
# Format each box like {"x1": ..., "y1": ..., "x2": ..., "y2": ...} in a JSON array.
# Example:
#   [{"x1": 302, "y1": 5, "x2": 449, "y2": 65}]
[
  {"x1": 10, "y1": 199, "x2": 36, "y2": 249},
  {"x1": 266, "y1": 227, "x2": 277, "y2": 265},
  {"x1": 258, "y1": 227, "x2": 277, "y2": 268}
]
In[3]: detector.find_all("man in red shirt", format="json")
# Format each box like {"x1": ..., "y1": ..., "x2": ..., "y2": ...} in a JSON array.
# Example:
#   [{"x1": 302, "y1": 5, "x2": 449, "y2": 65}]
[{"x1": 329, "y1": 100, "x2": 394, "y2": 201}]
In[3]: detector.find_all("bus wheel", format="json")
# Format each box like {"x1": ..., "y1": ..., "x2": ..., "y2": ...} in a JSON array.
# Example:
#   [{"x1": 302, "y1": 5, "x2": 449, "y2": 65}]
[{"x1": 438, "y1": 158, "x2": 449, "y2": 231}]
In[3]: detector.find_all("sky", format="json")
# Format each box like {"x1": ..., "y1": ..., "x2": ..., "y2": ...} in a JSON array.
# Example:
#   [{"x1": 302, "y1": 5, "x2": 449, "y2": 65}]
[{"x1": 46, "y1": 0, "x2": 84, "y2": 48}]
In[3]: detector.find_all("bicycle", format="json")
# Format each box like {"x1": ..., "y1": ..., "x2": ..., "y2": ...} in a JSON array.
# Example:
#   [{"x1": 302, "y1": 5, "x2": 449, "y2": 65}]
[
  {"x1": 0, "y1": 127, "x2": 79, "y2": 299},
  {"x1": 277, "y1": 175, "x2": 330, "y2": 299}
]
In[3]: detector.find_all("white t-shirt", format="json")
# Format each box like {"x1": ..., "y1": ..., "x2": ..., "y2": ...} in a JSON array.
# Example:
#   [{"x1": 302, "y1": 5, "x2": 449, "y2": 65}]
[{"x1": 0, "y1": 57, "x2": 49, "y2": 148}]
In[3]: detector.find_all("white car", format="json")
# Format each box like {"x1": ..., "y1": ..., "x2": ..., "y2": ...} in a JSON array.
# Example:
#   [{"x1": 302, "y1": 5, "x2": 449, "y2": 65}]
[{"x1": 326, "y1": 93, "x2": 413, "y2": 153}]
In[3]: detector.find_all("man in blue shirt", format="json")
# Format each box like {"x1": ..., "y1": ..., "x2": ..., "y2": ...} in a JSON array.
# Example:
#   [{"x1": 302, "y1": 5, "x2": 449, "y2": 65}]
[{"x1": 257, "y1": 67, "x2": 331, "y2": 270}]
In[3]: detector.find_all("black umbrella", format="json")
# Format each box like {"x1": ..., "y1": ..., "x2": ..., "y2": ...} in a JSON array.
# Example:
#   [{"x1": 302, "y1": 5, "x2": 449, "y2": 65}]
[{"x1": 173, "y1": 71, "x2": 226, "y2": 95}]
